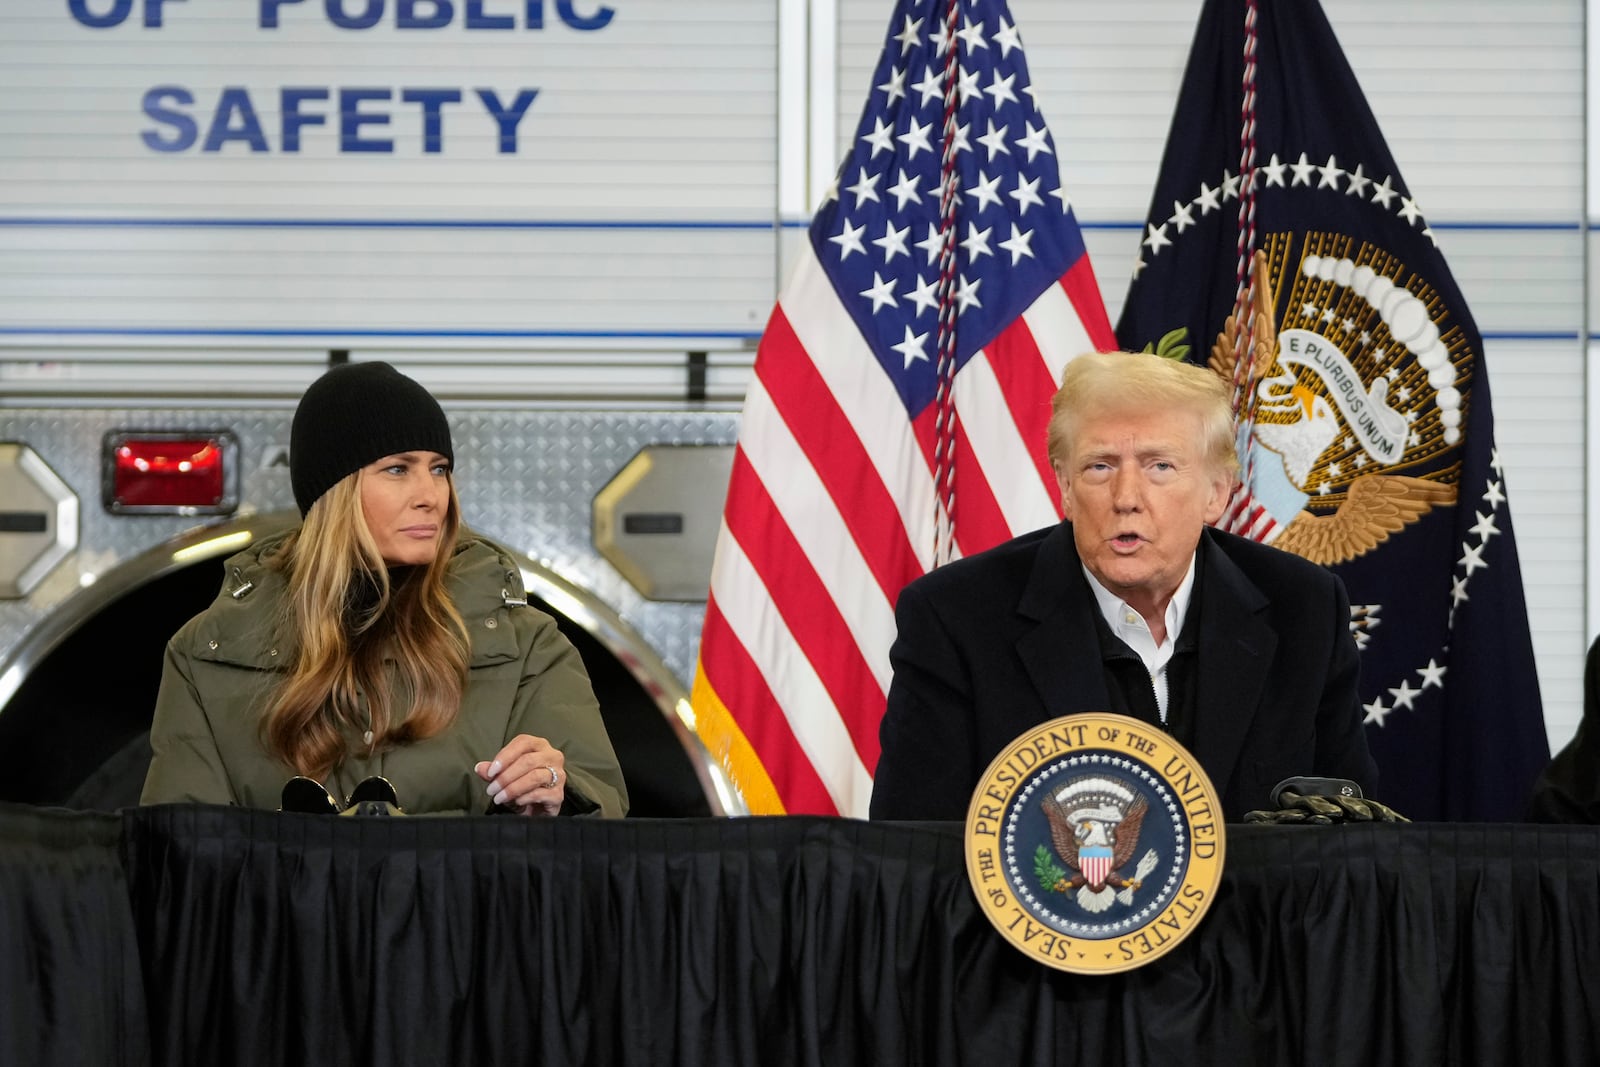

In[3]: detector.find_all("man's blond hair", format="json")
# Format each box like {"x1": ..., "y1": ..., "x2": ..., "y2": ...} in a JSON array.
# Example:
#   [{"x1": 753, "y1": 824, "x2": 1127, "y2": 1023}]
[{"x1": 1046, "y1": 350, "x2": 1240, "y2": 482}]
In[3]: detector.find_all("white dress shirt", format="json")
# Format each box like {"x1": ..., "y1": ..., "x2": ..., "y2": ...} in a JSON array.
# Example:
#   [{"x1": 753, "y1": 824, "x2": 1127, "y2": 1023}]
[{"x1": 1082, "y1": 556, "x2": 1198, "y2": 723}]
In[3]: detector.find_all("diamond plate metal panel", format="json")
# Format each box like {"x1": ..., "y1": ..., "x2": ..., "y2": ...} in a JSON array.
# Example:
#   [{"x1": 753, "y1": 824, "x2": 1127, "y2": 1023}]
[{"x1": 0, "y1": 406, "x2": 739, "y2": 692}]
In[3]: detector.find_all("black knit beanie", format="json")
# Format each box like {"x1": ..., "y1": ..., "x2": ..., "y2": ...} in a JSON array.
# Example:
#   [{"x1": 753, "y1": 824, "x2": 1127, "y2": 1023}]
[{"x1": 289, "y1": 361, "x2": 454, "y2": 516}]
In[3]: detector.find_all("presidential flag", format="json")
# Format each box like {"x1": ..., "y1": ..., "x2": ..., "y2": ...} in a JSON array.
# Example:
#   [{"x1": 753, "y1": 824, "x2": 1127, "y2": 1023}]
[
  {"x1": 691, "y1": 0, "x2": 1115, "y2": 816},
  {"x1": 1116, "y1": 0, "x2": 1548, "y2": 821}
]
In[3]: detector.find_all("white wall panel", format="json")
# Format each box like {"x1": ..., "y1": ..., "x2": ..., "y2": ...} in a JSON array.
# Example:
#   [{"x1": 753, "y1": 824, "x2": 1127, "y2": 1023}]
[
  {"x1": 0, "y1": 0, "x2": 780, "y2": 342},
  {"x1": 0, "y1": 224, "x2": 775, "y2": 333}
]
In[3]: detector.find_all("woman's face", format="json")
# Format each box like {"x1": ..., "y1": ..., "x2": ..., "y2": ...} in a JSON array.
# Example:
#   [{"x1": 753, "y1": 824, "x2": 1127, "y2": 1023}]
[{"x1": 358, "y1": 451, "x2": 452, "y2": 565}]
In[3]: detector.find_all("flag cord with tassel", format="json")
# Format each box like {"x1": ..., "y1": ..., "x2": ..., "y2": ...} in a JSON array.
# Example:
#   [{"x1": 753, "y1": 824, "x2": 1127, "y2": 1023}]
[
  {"x1": 932, "y1": 0, "x2": 962, "y2": 567},
  {"x1": 1230, "y1": 0, "x2": 1263, "y2": 498}
]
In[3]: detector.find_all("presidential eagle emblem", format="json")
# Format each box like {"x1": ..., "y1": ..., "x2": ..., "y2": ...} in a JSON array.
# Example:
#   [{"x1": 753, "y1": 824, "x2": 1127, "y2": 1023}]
[
  {"x1": 1037, "y1": 775, "x2": 1161, "y2": 914},
  {"x1": 1208, "y1": 245, "x2": 1460, "y2": 565},
  {"x1": 965, "y1": 714, "x2": 1224, "y2": 974}
]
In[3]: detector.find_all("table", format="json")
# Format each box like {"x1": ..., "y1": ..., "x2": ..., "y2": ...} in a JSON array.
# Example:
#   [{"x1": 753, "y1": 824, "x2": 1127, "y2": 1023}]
[{"x1": 4, "y1": 804, "x2": 1597, "y2": 1066}]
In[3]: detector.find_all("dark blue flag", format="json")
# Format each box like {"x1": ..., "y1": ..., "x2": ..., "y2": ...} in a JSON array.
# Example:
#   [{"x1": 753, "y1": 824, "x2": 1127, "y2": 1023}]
[{"x1": 1115, "y1": 0, "x2": 1548, "y2": 821}]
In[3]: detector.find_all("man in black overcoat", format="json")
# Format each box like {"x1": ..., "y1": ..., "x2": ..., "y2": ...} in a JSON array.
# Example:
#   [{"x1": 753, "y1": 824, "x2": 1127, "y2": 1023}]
[{"x1": 870, "y1": 350, "x2": 1377, "y2": 823}]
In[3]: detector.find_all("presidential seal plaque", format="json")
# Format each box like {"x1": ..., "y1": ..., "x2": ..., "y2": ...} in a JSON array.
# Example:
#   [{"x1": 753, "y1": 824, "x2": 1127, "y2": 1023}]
[{"x1": 964, "y1": 713, "x2": 1225, "y2": 974}]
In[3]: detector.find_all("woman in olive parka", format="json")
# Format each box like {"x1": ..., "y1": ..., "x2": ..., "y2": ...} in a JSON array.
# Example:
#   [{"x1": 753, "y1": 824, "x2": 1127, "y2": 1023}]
[{"x1": 141, "y1": 361, "x2": 627, "y2": 817}]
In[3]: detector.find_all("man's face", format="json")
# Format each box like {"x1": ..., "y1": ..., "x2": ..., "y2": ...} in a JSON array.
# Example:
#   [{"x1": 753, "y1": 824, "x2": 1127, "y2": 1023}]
[{"x1": 1055, "y1": 406, "x2": 1230, "y2": 618}]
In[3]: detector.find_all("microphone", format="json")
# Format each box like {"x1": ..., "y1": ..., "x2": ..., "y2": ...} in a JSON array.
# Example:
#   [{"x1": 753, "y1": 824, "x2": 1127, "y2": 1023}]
[{"x1": 342, "y1": 776, "x2": 404, "y2": 817}]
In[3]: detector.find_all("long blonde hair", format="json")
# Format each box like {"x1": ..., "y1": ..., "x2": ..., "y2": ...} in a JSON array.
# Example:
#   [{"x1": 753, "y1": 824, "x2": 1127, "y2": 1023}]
[{"x1": 260, "y1": 472, "x2": 471, "y2": 780}]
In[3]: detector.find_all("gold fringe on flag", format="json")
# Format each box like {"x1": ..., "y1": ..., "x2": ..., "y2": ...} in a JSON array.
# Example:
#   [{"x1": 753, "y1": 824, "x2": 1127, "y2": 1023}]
[{"x1": 689, "y1": 664, "x2": 787, "y2": 815}]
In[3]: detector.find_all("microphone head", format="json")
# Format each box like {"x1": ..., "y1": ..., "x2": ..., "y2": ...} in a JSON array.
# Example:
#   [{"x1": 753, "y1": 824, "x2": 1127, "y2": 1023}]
[
  {"x1": 346, "y1": 776, "x2": 400, "y2": 808},
  {"x1": 341, "y1": 776, "x2": 405, "y2": 816}
]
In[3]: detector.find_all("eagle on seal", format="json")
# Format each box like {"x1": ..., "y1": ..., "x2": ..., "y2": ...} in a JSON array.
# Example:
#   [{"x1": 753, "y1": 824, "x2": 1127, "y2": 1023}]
[{"x1": 1040, "y1": 776, "x2": 1158, "y2": 914}]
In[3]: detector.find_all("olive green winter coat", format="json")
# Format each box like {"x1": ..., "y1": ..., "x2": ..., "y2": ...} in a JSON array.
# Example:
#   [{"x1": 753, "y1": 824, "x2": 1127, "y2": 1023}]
[{"x1": 141, "y1": 531, "x2": 628, "y2": 817}]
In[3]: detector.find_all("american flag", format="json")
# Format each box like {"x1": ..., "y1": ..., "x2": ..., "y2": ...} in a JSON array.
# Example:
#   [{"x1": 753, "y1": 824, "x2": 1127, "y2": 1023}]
[{"x1": 691, "y1": 0, "x2": 1115, "y2": 816}]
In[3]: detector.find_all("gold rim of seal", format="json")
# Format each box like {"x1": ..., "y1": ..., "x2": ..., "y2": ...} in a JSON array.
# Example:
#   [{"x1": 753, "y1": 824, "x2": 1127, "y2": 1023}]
[{"x1": 963, "y1": 712, "x2": 1226, "y2": 974}]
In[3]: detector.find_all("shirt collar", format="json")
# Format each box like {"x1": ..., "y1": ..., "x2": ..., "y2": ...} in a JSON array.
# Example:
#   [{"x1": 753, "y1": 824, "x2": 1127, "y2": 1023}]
[{"x1": 1082, "y1": 553, "x2": 1199, "y2": 646}]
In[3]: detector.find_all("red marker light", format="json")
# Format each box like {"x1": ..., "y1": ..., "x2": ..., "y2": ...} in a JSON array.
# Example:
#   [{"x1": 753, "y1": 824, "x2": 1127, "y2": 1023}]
[{"x1": 104, "y1": 432, "x2": 238, "y2": 514}]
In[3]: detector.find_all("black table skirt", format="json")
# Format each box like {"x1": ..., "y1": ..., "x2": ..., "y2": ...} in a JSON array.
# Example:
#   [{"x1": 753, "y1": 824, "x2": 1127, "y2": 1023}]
[
  {"x1": 5, "y1": 803, "x2": 1598, "y2": 1066},
  {"x1": 0, "y1": 805, "x2": 147, "y2": 1067}
]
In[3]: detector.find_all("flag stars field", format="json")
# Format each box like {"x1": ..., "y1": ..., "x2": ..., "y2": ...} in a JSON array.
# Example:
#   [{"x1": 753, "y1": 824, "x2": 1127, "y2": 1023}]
[
  {"x1": 1388, "y1": 678, "x2": 1421, "y2": 711},
  {"x1": 1169, "y1": 199, "x2": 1196, "y2": 233},
  {"x1": 874, "y1": 221, "x2": 910, "y2": 262},
  {"x1": 1317, "y1": 155, "x2": 1344, "y2": 189},
  {"x1": 1009, "y1": 174, "x2": 1043, "y2": 214},
  {"x1": 1291, "y1": 152, "x2": 1317, "y2": 184},
  {"x1": 1262, "y1": 153, "x2": 1288, "y2": 186},
  {"x1": 1129, "y1": 153, "x2": 1442, "y2": 279},
  {"x1": 999, "y1": 224, "x2": 1035, "y2": 264},
  {"x1": 1345, "y1": 164, "x2": 1372, "y2": 197},
  {"x1": 1417, "y1": 660, "x2": 1447, "y2": 689},
  {"x1": 992, "y1": 15, "x2": 1020, "y2": 55},
  {"x1": 1016, "y1": 121, "x2": 1052, "y2": 160},
  {"x1": 1469, "y1": 511, "x2": 1501, "y2": 541},
  {"x1": 846, "y1": 168, "x2": 881, "y2": 207}
]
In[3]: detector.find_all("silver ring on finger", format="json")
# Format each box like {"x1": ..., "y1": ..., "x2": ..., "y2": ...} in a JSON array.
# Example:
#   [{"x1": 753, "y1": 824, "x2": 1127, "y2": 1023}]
[{"x1": 547, "y1": 766, "x2": 560, "y2": 789}]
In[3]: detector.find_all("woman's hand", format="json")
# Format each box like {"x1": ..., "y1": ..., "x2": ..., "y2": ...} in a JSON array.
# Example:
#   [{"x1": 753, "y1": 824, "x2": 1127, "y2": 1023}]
[{"x1": 475, "y1": 733, "x2": 566, "y2": 816}]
